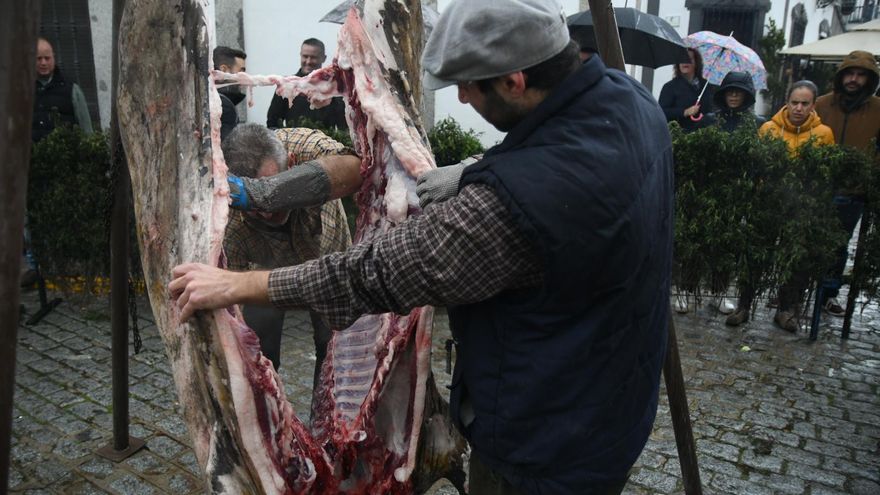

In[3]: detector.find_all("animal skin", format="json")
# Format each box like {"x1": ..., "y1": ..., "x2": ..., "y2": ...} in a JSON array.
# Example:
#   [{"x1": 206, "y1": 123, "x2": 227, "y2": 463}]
[{"x1": 118, "y1": 0, "x2": 466, "y2": 493}]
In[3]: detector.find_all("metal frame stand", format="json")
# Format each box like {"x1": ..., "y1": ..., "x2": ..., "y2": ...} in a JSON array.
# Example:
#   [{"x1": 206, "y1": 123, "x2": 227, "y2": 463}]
[
  {"x1": 809, "y1": 278, "x2": 840, "y2": 341},
  {"x1": 25, "y1": 269, "x2": 62, "y2": 326}
]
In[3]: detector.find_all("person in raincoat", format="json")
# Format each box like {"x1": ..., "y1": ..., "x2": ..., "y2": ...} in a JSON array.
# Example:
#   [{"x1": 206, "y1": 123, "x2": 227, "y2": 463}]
[
  {"x1": 759, "y1": 80, "x2": 835, "y2": 333},
  {"x1": 713, "y1": 71, "x2": 765, "y2": 133},
  {"x1": 759, "y1": 80, "x2": 834, "y2": 153},
  {"x1": 814, "y1": 50, "x2": 880, "y2": 318},
  {"x1": 712, "y1": 71, "x2": 766, "y2": 327}
]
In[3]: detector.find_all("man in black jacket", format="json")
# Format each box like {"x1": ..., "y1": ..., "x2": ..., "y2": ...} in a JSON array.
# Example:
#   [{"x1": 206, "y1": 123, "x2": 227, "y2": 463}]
[
  {"x1": 213, "y1": 46, "x2": 247, "y2": 140},
  {"x1": 32, "y1": 37, "x2": 92, "y2": 142},
  {"x1": 25, "y1": 37, "x2": 94, "y2": 287},
  {"x1": 265, "y1": 38, "x2": 347, "y2": 130}
]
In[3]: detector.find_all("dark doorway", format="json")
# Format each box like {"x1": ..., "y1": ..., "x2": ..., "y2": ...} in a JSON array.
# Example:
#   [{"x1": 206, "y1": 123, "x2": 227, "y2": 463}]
[
  {"x1": 701, "y1": 9, "x2": 759, "y2": 48},
  {"x1": 39, "y1": 0, "x2": 99, "y2": 126}
]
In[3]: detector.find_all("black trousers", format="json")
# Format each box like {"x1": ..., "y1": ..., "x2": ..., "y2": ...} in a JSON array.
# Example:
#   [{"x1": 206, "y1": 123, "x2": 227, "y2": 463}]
[
  {"x1": 468, "y1": 454, "x2": 627, "y2": 495},
  {"x1": 242, "y1": 306, "x2": 331, "y2": 419}
]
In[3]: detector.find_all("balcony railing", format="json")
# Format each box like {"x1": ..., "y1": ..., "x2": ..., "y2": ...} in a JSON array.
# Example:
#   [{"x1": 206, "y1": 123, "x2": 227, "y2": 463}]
[{"x1": 843, "y1": 1, "x2": 879, "y2": 24}]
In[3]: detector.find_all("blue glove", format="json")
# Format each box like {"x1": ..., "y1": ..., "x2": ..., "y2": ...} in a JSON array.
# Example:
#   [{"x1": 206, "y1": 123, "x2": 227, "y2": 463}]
[{"x1": 227, "y1": 175, "x2": 250, "y2": 210}]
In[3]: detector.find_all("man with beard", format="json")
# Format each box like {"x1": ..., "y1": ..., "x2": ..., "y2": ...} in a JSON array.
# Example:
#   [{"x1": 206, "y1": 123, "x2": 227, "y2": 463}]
[
  {"x1": 213, "y1": 46, "x2": 247, "y2": 140},
  {"x1": 265, "y1": 38, "x2": 347, "y2": 130},
  {"x1": 172, "y1": 0, "x2": 673, "y2": 492},
  {"x1": 815, "y1": 50, "x2": 880, "y2": 317}
]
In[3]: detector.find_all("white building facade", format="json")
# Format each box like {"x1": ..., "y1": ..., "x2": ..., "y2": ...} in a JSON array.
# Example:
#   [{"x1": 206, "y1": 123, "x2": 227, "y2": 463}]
[{"x1": 66, "y1": 1, "x2": 877, "y2": 144}]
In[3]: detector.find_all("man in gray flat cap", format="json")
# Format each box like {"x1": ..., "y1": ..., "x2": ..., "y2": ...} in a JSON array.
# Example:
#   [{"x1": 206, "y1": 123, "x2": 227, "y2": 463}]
[{"x1": 170, "y1": 0, "x2": 674, "y2": 493}]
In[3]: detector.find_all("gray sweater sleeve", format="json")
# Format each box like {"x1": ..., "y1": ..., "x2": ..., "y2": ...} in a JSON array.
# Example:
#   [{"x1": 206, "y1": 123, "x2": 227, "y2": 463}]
[{"x1": 71, "y1": 83, "x2": 94, "y2": 133}]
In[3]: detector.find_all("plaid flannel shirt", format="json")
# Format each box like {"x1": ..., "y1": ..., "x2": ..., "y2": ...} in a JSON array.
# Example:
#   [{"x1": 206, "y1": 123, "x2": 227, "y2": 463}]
[
  {"x1": 224, "y1": 128, "x2": 353, "y2": 271},
  {"x1": 267, "y1": 184, "x2": 543, "y2": 328}
]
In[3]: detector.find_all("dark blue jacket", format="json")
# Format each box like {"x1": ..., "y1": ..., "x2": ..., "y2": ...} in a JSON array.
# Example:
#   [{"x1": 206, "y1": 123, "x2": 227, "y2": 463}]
[
  {"x1": 450, "y1": 55, "x2": 673, "y2": 494},
  {"x1": 32, "y1": 67, "x2": 77, "y2": 142}
]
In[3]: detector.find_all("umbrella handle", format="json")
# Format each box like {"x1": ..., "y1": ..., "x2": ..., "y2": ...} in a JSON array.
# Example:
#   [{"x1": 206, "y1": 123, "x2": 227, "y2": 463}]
[{"x1": 689, "y1": 99, "x2": 703, "y2": 122}]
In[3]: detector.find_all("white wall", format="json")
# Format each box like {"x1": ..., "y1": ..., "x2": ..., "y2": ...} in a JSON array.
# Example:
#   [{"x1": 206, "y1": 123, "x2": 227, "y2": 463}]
[
  {"x1": 88, "y1": 0, "x2": 113, "y2": 129},
  {"x1": 242, "y1": 0, "x2": 343, "y2": 126}
]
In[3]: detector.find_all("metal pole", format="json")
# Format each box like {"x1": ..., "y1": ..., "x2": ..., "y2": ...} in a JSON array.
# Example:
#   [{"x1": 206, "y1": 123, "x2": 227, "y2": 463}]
[
  {"x1": 0, "y1": 1, "x2": 42, "y2": 490},
  {"x1": 640, "y1": 0, "x2": 661, "y2": 91},
  {"x1": 97, "y1": 0, "x2": 144, "y2": 462},
  {"x1": 842, "y1": 212, "x2": 871, "y2": 339},
  {"x1": 588, "y1": 2, "x2": 703, "y2": 492}
]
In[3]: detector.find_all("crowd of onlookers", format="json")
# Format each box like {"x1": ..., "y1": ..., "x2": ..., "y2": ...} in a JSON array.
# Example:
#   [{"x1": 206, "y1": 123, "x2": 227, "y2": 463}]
[{"x1": 660, "y1": 47, "x2": 880, "y2": 333}]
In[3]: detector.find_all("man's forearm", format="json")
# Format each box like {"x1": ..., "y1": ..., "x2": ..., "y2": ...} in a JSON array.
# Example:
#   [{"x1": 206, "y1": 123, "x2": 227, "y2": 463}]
[{"x1": 242, "y1": 155, "x2": 362, "y2": 212}]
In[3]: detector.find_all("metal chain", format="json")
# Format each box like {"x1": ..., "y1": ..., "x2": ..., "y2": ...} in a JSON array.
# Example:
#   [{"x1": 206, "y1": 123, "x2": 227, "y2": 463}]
[
  {"x1": 128, "y1": 274, "x2": 142, "y2": 354},
  {"x1": 104, "y1": 130, "x2": 142, "y2": 354}
]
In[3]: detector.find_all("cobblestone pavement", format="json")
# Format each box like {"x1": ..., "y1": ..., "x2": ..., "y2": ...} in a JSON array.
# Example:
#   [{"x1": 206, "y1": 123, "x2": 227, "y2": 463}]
[{"x1": 10, "y1": 287, "x2": 880, "y2": 494}]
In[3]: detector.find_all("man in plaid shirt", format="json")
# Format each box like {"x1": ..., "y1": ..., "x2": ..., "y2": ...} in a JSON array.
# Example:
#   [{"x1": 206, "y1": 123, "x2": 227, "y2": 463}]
[{"x1": 221, "y1": 124, "x2": 360, "y2": 401}]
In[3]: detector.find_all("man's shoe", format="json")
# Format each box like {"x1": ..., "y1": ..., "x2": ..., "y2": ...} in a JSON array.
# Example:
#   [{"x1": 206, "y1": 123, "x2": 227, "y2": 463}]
[
  {"x1": 725, "y1": 308, "x2": 749, "y2": 326},
  {"x1": 823, "y1": 298, "x2": 845, "y2": 317},
  {"x1": 20, "y1": 269, "x2": 39, "y2": 288},
  {"x1": 773, "y1": 310, "x2": 799, "y2": 333}
]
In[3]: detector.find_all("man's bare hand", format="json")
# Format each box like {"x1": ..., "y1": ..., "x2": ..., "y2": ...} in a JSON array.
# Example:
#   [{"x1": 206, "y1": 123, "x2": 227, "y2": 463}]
[{"x1": 169, "y1": 263, "x2": 271, "y2": 322}]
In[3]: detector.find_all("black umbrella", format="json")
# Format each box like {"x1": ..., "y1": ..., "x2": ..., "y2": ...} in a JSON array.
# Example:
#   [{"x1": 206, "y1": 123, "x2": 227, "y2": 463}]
[{"x1": 567, "y1": 7, "x2": 690, "y2": 69}]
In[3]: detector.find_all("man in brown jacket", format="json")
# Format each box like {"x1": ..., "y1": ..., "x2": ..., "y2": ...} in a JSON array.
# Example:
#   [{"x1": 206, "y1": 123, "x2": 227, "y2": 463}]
[{"x1": 815, "y1": 50, "x2": 880, "y2": 317}]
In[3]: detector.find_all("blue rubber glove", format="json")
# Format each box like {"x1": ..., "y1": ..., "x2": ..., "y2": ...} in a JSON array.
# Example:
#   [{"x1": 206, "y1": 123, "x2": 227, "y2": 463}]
[{"x1": 227, "y1": 175, "x2": 250, "y2": 210}]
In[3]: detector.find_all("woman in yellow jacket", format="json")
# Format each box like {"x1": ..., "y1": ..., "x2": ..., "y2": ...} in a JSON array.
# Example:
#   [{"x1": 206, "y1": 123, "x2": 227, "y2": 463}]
[
  {"x1": 760, "y1": 80, "x2": 835, "y2": 154},
  {"x1": 759, "y1": 80, "x2": 836, "y2": 333}
]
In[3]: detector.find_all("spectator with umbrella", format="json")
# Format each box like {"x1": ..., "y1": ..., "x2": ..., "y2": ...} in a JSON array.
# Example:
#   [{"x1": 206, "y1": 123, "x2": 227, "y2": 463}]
[{"x1": 658, "y1": 47, "x2": 715, "y2": 132}]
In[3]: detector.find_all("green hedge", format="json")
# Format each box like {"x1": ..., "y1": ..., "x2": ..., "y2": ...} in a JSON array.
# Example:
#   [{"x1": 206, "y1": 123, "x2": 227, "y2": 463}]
[
  {"x1": 428, "y1": 117, "x2": 484, "y2": 167},
  {"x1": 28, "y1": 125, "x2": 113, "y2": 292},
  {"x1": 672, "y1": 120, "x2": 877, "y2": 310}
]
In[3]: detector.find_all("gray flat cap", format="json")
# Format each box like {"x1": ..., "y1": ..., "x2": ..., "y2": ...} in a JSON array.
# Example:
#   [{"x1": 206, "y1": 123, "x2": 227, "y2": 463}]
[{"x1": 421, "y1": 0, "x2": 570, "y2": 90}]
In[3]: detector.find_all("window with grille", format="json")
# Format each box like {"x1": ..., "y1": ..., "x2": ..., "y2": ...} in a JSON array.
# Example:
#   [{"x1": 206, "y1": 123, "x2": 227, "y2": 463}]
[{"x1": 39, "y1": 0, "x2": 99, "y2": 126}]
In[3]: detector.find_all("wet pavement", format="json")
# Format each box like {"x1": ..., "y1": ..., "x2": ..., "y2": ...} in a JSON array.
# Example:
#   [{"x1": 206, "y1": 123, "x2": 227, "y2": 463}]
[{"x1": 9, "y1": 286, "x2": 880, "y2": 494}]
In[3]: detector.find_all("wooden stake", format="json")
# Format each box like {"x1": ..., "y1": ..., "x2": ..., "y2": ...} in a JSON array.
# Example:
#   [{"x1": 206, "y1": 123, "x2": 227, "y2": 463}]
[
  {"x1": 587, "y1": 1, "x2": 703, "y2": 492},
  {"x1": 0, "y1": 1, "x2": 42, "y2": 490}
]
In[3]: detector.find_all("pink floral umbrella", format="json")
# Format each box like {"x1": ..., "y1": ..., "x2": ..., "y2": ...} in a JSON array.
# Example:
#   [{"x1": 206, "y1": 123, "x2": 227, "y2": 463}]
[{"x1": 684, "y1": 31, "x2": 768, "y2": 91}]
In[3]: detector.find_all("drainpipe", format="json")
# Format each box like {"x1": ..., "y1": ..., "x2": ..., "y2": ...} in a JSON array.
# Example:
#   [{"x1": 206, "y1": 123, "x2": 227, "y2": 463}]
[{"x1": 641, "y1": 0, "x2": 660, "y2": 91}]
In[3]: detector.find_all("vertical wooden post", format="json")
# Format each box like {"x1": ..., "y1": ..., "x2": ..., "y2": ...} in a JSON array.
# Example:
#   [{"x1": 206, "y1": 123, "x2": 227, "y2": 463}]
[
  {"x1": 588, "y1": 1, "x2": 703, "y2": 493},
  {"x1": 586, "y1": 0, "x2": 626, "y2": 71},
  {"x1": 0, "y1": 0, "x2": 42, "y2": 489},
  {"x1": 663, "y1": 314, "x2": 704, "y2": 495}
]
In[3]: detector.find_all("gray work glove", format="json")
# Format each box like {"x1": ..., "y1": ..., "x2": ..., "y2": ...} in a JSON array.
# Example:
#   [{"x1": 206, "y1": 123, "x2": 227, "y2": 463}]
[
  {"x1": 227, "y1": 160, "x2": 331, "y2": 212},
  {"x1": 416, "y1": 155, "x2": 481, "y2": 209}
]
